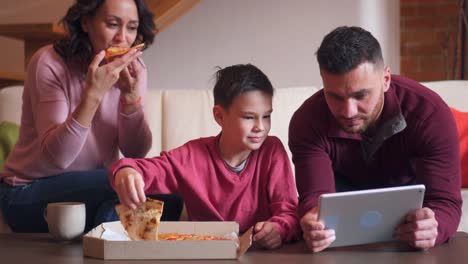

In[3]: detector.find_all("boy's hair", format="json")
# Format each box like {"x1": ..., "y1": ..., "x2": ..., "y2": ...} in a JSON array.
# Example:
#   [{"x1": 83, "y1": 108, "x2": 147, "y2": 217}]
[
  {"x1": 213, "y1": 64, "x2": 274, "y2": 109},
  {"x1": 316, "y1": 26, "x2": 384, "y2": 74}
]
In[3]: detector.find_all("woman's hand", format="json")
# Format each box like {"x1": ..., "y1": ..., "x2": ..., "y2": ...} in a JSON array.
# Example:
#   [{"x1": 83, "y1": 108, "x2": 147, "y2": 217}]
[
  {"x1": 85, "y1": 48, "x2": 142, "y2": 104},
  {"x1": 117, "y1": 58, "x2": 144, "y2": 101},
  {"x1": 72, "y1": 49, "x2": 141, "y2": 127}
]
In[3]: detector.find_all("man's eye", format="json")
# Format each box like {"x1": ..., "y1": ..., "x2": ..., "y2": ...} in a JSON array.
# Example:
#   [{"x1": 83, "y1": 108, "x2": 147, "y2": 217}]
[
  {"x1": 263, "y1": 115, "x2": 271, "y2": 119},
  {"x1": 354, "y1": 93, "x2": 368, "y2": 100},
  {"x1": 327, "y1": 94, "x2": 342, "y2": 101}
]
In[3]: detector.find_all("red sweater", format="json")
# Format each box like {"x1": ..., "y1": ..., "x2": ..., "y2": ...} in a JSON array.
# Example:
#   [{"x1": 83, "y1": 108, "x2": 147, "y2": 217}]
[
  {"x1": 289, "y1": 75, "x2": 462, "y2": 246},
  {"x1": 110, "y1": 135, "x2": 299, "y2": 242}
]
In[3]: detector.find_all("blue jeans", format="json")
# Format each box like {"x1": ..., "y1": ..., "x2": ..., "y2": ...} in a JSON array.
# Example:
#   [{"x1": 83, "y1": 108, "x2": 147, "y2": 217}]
[{"x1": 0, "y1": 169, "x2": 118, "y2": 232}]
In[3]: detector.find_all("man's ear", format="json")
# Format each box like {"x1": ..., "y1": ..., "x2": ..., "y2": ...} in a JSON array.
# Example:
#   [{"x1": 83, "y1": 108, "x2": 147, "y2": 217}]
[
  {"x1": 383, "y1": 66, "x2": 391, "y2": 92},
  {"x1": 213, "y1": 105, "x2": 224, "y2": 126}
]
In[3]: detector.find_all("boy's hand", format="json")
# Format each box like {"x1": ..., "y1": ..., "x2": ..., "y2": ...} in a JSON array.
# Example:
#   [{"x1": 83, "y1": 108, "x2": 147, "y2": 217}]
[
  {"x1": 253, "y1": 221, "x2": 282, "y2": 249},
  {"x1": 394, "y1": 207, "x2": 438, "y2": 249},
  {"x1": 114, "y1": 167, "x2": 146, "y2": 209},
  {"x1": 301, "y1": 207, "x2": 335, "y2": 253}
]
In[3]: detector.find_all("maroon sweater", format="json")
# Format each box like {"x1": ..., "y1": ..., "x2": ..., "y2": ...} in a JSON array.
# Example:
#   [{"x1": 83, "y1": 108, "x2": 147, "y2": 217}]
[
  {"x1": 289, "y1": 75, "x2": 462, "y2": 245},
  {"x1": 111, "y1": 136, "x2": 299, "y2": 242}
]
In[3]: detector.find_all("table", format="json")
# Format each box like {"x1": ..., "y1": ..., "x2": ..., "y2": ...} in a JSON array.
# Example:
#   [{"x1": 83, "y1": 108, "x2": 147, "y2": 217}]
[{"x1": 1, "y1": 232, "x2": 467, "y2": 264}]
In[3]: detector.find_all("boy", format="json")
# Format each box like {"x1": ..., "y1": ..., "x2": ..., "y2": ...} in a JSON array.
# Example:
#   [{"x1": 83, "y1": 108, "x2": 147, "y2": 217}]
[{"x1": 110, "y1": 64, "x2": 299, "y2": 249}]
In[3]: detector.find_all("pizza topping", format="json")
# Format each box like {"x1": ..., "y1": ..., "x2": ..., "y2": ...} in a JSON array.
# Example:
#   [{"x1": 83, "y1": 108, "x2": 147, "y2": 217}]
[{"x1": 158, "y1": 233, "x2": 228, "y2": 241}]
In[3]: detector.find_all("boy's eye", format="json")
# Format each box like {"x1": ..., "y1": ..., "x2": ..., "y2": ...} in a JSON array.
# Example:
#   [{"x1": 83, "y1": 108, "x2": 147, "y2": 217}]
[{"x1": 242, "y1": 116, "x2": 254, "y2": 120}]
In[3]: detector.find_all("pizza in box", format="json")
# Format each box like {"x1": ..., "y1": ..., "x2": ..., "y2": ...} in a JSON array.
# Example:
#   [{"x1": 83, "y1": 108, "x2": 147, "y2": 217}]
[{"x1": 115, "y1": 199, "x2": 228, "y2": 241}]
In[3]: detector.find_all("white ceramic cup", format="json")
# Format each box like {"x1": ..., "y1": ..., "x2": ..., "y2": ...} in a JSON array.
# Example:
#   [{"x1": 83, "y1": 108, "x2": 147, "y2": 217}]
[{"x1": 43, "y1": 202, "x2": 86, "y2": 241}]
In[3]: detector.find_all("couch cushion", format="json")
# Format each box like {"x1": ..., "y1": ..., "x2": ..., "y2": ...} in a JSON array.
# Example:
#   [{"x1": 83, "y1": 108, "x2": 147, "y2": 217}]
[
  {"x1": 451, "y1": 108, "x2": 468, "y2": 187},
  {"x1": 0, "y1": 85, "x2": 23, "y2": 124},
  {"x1": 272, "y1": 87, "x2": 319, "y2": 161},
  {"x1": 162, "y1": 89, "x2": 219, "y2": 151},
  {"x1": 144, "y1": 89, "x2": 163, "y2": 158},
  {"x1": 422, "y1": 81, "x2": 468, "y2": 111}
]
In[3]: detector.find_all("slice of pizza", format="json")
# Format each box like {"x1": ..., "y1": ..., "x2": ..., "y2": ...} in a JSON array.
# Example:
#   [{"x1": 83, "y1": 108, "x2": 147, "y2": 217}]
[
  {"x1": 105, "y1": 43, "x2": 145, "y2": 59},
  {"x1": 115, "y1": 198, "x2": 164, "y2": 241}
]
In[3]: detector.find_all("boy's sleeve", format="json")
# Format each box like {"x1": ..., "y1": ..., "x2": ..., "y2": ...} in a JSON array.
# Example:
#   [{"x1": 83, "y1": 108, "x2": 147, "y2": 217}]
[
  {"x1": 109, "y1": 148, "x2": 187, "y2": 194},
  {"x1": 266, "y1": 138, "x2": 300, "y2": 242}
]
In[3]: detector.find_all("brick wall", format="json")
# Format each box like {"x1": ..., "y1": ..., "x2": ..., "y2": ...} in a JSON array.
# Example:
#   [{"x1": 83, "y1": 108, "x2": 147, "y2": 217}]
[{"x1": 400, "y1": 0, "x2": 467, "y2": 81}]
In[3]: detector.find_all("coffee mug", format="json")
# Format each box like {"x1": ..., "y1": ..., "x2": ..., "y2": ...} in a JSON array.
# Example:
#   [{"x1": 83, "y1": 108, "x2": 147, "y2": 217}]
[{"x1": 43, "y1": 202, "x2": 86, "y2": 241}]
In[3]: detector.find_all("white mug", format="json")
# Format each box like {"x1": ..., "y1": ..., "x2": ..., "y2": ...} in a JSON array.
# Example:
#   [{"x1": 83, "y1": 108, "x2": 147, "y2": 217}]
[{"x1": 43, "y1": 202, "x2": 86, "y2": 241}]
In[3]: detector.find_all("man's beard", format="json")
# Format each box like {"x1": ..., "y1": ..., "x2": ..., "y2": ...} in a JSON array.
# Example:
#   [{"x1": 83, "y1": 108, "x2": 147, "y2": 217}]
[{"x1": 338, "y1": 93, "x2": 384, "y2": 134}]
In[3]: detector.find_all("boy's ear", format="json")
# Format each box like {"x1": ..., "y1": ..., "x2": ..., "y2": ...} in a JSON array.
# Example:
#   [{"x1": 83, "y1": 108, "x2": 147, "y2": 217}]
[{"x1": 213, "y1": 105, "x2": 224, "y2": 126}]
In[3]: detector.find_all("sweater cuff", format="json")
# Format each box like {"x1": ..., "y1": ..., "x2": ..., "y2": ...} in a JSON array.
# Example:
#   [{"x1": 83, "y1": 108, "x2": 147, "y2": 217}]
[{"x1": 109, "y1": 158, "x2": 144, "y2": 189}]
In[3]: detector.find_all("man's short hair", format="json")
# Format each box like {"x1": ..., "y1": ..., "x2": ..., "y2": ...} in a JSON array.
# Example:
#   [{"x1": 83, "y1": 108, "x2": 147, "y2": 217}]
[
  {"x1": 316, "y1": 26, "x2": 384, "y2": 74},
  {"x1": 213, "y1": 64, "x2": 273, "y2": 109}
]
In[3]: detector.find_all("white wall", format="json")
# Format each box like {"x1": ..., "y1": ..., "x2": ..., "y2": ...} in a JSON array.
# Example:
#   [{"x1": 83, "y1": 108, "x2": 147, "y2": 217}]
[
  {"x1": 146, "y1": 0, "x2": 400, "y2": 90},
  {"x1": 0, "y1": 0, "x2": 400, "y2": 90}
]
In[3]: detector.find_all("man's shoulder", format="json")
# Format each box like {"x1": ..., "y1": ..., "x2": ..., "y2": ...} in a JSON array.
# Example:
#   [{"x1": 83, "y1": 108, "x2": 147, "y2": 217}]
[
  {"x1": 391, "y1": 75, "x2": 448, "y2": 119},
  {"x1": 290, "y1": 89, "x2": 329, "y2": 135}
]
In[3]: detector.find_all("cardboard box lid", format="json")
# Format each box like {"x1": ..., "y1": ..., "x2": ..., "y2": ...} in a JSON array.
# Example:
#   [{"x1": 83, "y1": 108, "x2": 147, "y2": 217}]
[{"x1": 83, "y1": 221, "x2": 252, "y2": 260}]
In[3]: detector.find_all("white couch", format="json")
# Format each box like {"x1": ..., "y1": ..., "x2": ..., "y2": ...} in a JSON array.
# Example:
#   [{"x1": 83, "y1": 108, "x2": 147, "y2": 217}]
[{"x1": 0, "y1": 81, "x2": 467, "y2": 233}]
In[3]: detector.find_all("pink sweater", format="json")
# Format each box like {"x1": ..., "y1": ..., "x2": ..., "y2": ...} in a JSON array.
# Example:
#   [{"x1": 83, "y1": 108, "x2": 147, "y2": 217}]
[
  {"x1": 110, "y1": 136, "x2": 299, "y2": 242},
  {"x1": 0, "y1": 45, "x2": 152, "y2": 185}
]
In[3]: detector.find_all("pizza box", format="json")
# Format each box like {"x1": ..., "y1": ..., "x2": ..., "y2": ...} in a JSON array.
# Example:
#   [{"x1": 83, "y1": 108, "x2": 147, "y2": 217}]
[{"x1": 83, "y1": 221, "x2": 253, "y2": 260}]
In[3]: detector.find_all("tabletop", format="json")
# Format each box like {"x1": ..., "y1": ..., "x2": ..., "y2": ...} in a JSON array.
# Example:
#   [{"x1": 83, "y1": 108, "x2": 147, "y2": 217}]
[{"x1": 1, "y1": 232, "x2": 467, "y2": 264}]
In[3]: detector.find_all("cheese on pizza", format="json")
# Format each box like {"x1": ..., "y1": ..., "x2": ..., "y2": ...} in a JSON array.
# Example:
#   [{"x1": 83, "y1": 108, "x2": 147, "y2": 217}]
[
  {"x1": 105, "y1": 43, "x2": 145, "y2": 59},
  {"x1": 158, "y1": 233, "x2": 227, "y2": 241},
  {"x1": 115, "y1": 198, "x2": 163, "y2": 241}
]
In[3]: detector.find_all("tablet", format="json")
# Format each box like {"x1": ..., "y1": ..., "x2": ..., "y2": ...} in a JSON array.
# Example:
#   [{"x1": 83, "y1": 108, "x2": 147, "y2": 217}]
[{"x1": 318, "y1": 184, "x2": 425, "y2": 248}]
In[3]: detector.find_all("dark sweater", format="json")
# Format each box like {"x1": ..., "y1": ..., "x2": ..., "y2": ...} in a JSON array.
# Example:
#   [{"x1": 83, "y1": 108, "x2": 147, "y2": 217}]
[{"x1": 289, "y1": 75, "x2": 462, "y2": 245}]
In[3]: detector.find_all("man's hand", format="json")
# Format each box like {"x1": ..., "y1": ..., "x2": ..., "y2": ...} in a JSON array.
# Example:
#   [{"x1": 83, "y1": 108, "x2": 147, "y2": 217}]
[
  {"x1": 394, "y1": 207, "x2": 438, "y2": 249},
  {"x1": 253, "y1": 221, "x2": 282, "y2": 249},
  {"x1": 301, "y1": 207, "x2": 335, "y2": 253},
  {"x1": 114, "y1": 167, "x2": 146, "y2": 209}
]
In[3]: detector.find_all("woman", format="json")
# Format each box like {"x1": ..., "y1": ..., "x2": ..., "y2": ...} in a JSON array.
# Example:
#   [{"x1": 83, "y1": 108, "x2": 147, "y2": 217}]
[{"x1": 0, "y1": 0, "x2": 155, "y2": 232}]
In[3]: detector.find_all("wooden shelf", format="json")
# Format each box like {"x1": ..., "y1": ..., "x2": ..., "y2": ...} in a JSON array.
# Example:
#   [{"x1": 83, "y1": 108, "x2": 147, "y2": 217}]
[
  {"x1": 147, "y1": 0, "x2": 200, "y2": 32},
  {"x1": 0, "y1": 22, "x2": 65, "y2": 75},
  {"x1": 0, "y1": 69, "x2": 25, "y2": 88},
  {"x1": 0, "y1": 22, "x2": 64, "y2": 41}
]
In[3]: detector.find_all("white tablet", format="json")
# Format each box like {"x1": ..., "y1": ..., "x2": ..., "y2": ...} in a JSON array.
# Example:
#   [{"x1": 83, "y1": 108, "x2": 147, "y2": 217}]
[{"x1": 318, "y1": 184, "x2": 425, "y2": 248}]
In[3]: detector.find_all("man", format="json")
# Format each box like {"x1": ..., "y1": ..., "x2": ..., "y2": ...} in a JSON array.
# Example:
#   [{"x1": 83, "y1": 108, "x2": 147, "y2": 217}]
[{"x1": 289, "y1": 26, "x2": 462, "y2": 253}]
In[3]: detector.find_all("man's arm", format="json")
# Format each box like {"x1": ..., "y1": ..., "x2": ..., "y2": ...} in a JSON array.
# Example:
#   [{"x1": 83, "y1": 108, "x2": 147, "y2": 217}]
[
  {"x1": 288, "y1": 101, "x2": 335, "y2": 216},
  {"x1": 288, "y1": 100, "x2": 336, "y2": 252},
  {"x1": 409, "y1": 105, "x2": 462, "y2": 246}
]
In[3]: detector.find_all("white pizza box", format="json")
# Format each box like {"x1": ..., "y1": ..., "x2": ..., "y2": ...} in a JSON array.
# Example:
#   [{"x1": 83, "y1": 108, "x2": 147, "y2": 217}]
[{"x1": 83, "y1": 221, "x2": 253, "y2": 260}]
